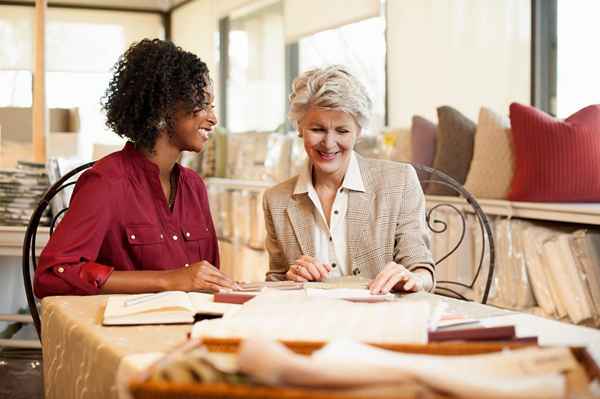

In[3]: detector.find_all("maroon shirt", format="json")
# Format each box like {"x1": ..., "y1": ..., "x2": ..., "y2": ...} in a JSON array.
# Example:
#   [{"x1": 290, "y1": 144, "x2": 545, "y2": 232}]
[{"x1": 34, "y1": 143, "x2": 219, "y2": 298}]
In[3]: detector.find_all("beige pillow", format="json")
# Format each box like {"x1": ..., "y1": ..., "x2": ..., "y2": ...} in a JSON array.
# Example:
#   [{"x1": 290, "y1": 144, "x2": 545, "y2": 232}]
[
  {"x1": 464, "y1": 107, "x2": 514, "y2": 199},
  {"x1": 387, "y1": 128, "x2": 412, "y2": 162}
]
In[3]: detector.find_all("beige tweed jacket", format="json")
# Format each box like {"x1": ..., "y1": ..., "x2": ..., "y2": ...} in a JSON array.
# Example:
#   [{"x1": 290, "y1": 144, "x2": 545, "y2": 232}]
[{"x1": 263, "y1": 155, "x2": 435, "y2": 281}]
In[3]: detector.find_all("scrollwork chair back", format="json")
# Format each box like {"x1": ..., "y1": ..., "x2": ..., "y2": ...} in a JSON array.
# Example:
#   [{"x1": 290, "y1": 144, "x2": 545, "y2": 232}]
[
  {"x1": 22, "y1": 161, "x2": 95, "y2": 339},
  {"x1": 409, "y1": 163, "x2": 495, "y2": 304}
]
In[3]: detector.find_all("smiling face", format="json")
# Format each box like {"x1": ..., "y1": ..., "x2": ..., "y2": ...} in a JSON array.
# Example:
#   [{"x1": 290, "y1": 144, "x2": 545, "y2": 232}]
[
  {"x1": 299, "y1": 106, "x2": 360, "y2": 180},
  {"x1": 169, "y1": 84, "x2": 218, "y2": 153}
]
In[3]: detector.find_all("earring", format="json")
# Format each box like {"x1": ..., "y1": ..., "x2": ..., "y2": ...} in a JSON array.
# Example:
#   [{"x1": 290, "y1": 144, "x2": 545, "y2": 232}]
[
  {"x1": 157, "y1": 119, "x2": 167, "y2": 130},
  {"x1": 297, "y1": 130, "x2": 303, "y2": 138}
]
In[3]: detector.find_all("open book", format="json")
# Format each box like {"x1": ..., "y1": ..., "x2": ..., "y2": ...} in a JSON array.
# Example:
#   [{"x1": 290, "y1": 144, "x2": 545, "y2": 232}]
[{"x1": 103, "y1": 291, "x2": 241, "y2": 326}]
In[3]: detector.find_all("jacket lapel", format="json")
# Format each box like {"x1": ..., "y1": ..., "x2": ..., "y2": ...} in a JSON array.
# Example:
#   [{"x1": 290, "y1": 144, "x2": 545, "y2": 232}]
[
  {"x1": 286, "y1": 194, "x2": 316, "y2": 258},
  {"x1": 346, "y1": 190, "x2": 375, "y2": 271},
  {"x1": 347, "y1": 155, "x2": 376, "y2": 273}
]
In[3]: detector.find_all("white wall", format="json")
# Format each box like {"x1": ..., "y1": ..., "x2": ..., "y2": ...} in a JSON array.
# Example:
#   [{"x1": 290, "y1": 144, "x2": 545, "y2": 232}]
[
  {"x1": 171, "y1": 0, "x2": 219, "y2": 82},
  {"x1": 557, "y1": 0, "x2": 600, "y2": 117},
  {"x1": 171, "y1": 0, "x2": 260, "y2": 117},
  {"x1": 172, "y1": 0, "x2": 532, "y2": 128},
  {"x1": 387, "y1": 0, "x2": 531, "y2": 126}
]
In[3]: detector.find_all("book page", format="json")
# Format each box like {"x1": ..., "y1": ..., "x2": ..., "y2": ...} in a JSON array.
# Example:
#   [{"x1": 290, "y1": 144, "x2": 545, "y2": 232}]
[
  {"x1": 104, "y1": 291, "x2": 193, "y2": 319},
  {"x1": 305, "y1": 276, "x2": 371, "y2": 289},
  {"x1": 304, "y1": 288, "x2": 394, "y2": 301},
  {"x1": 192, "y1": 291, "x2": 430, "y2": 344}
]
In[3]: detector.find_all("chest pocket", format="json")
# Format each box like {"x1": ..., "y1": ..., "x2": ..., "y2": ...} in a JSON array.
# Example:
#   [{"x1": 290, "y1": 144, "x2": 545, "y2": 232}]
[
  {"x1": 181, "y1": 223, "x2": 211, "y2": 263},
  {"x1": 125, "y1": 225, "x2": 165, "y2": 269}
]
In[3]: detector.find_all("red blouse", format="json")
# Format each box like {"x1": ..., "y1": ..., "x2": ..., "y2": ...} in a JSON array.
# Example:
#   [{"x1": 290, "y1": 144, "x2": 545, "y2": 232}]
[{"x1": 34, "y1": 143, "x2": 219, "y2": 298}]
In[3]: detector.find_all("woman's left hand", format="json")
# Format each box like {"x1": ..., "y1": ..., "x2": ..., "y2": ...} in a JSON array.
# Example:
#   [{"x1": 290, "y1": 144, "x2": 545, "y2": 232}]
[{"x1": 368, "y1": 262, "x2": 427, "y2": 294}]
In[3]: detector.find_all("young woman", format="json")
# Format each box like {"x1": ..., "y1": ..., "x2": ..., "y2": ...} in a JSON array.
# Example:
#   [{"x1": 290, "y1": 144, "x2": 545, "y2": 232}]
[{"x1": 34, "y1": 39, "x2": 235, "y2": 297}]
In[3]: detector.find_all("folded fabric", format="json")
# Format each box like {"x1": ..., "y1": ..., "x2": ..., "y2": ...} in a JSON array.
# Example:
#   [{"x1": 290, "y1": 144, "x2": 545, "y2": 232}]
[
  {"x1": 489, "y1": 219, "x2": 536, "y2": 310},
  {"x1": 509, "y1": 103, "x2": 600, "y2": 202},
  {"x1": 570, "y1": 230, "x2": 600, "y2": 326},
  {"x1": 520, "y1": 224, "x2": 559, "y2": 317},
  {"x1": 237, "y1": 338, "x2": 572, "y2": 399},
  {"x1": 464, "y1": 107, "x2": 514, "y2": 199},
  {"x1": 427, "y1": 106, "x2": 476, "y2": 196},
  {"x1": 543, "y1": 234, "x2": 594, "y2": 324}
]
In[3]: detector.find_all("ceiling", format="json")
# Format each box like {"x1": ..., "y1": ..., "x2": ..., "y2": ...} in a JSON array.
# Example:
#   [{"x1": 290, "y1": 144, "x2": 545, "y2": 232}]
[{"x1": 3, "y1": 0, "x2": 192, "y2": 12}]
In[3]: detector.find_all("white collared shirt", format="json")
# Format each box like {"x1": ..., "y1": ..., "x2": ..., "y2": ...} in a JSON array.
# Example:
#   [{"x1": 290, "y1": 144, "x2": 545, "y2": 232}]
[{"x1": 293, "y1": 151, "x2": 366, "y2": 277}]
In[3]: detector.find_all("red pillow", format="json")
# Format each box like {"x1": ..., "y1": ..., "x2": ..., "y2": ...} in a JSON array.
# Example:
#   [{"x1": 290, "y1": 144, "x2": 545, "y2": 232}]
[{"x1": 509, "y1": 103, "x2": 600, "y2": 202}]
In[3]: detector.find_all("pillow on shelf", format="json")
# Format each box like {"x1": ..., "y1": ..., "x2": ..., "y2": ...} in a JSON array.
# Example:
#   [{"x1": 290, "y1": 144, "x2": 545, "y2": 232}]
[
  {"x1": 509, "y1": 103, "x2": 600, "y2": 202},
  {"x1": 410, "y1": 116, "x2": 437, "y2": 182},
  {"x1": 464, "y1": 107, "x2": 514, "y2": 199},
  {"x1": 388, "y1": 128, "x2": 412, "y2": 162},
  {"x1": 426, "y1": 106, "x2": 476, "y2": 196}
]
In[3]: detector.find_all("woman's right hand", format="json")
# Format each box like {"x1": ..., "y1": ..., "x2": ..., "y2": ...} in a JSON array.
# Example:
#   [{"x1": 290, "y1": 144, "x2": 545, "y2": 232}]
[
  {"x1": 286, "y1": 255, "x2": 331, "y2": 282},
  {"x1": 165, "y1": 261, "x2": 237, "y2": 292}
]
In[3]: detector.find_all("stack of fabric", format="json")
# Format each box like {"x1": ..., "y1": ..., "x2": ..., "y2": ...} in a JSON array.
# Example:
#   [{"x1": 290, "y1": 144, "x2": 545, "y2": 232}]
[
  {"x1": 0, "y1": 161, "x2": 49, "y2": 226},
  {"x1": 429, "y1": 205, "x2": 600, "y2": 327}
]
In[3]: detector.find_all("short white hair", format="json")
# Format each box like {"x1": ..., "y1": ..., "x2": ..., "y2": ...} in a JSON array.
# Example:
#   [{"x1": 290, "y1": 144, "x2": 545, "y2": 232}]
[{"x1": 288, "y1": 65, "x2": 372, "y2": 130}]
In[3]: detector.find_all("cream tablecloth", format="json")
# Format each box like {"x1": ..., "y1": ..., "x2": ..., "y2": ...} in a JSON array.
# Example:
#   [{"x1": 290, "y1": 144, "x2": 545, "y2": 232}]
[
  {"x1": 41, "y1": 295, "x2": 189, "y2": 399},
  {"x1": 41, "y1": 292, "x2": 600, "y2": 399}
]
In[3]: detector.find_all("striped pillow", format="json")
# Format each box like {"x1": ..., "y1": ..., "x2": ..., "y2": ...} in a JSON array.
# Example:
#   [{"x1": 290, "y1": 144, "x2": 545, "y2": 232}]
[{"x1": 509, "y1": 103, "x2": 600, "y2": 202}]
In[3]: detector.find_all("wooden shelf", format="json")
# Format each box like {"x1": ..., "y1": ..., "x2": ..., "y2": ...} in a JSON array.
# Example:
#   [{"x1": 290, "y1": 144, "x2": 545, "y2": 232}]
[
  {"x1": 206, "y1": 177, "x2": 272, "y2": 192},
  {"x1": 0, "y1": 225, "x2": 49, "y2": 257},
  {"x1": 426, "y1": 196, "x2": 600, "y2": 226},
  {"x1": 207, "y1": 177, "x2": 600, "y2": 226}
]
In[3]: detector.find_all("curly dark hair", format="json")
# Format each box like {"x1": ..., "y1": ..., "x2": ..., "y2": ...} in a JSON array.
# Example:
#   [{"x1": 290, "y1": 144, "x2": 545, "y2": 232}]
[{"x1": 102, "y1": 38, "x2": 210, "y2": 151}]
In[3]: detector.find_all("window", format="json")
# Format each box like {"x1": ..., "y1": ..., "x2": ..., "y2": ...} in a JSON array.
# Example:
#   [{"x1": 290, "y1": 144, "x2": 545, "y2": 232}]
[
  {"x1": 0, "y1": 70, "x2": 31, "y2": 107},
  {"x1": 556, "y1": 0, "x2": 600, "y2": 117},
  {"x1": 226, "y1": 2, "x2": 285, "y2": 133},
  {"x1": 46, "y1": 71, "x2": 120, "y2": 156},
  {"x1": 298, "y1": 16, "x2": 386, "y2": 134},
  {"x1": 44, "y1": 9, "x2": 164, "y2": 158}
]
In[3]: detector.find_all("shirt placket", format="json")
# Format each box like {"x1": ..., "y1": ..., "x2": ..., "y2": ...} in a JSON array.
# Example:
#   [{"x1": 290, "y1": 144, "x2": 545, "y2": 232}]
[
  {"x1": 147, "y1": 168, "x2": 189, "y2": 267},
  {"x1": 328, "y1": 191, "x2": 345, "y2": 275}
]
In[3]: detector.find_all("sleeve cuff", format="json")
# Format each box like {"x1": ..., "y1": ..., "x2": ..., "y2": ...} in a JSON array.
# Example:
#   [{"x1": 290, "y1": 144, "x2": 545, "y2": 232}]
[
  {"x1": 407, "y1": 263, "x2": 436, "y2": 292},
  {"x1": 79, "y1": 262, "x2": 114, "y2": 289}
]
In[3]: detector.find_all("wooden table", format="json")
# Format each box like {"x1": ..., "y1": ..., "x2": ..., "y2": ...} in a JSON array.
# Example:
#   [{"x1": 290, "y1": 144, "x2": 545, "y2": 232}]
[{"x1": 41, "y1": 292, "x2": 600, "y2": 399}]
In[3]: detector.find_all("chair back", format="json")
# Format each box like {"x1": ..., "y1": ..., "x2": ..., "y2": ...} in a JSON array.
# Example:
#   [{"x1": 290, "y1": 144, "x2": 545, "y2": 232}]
[
  {"x1": 22, "y1": 161, "x2": 95, "y2": 338},
  {"x1": 410, "y1": 163, "x2": 495, "y2": 304}
]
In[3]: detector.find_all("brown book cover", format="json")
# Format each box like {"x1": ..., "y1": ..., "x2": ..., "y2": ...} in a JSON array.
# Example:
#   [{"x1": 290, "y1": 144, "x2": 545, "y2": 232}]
[
  {"x1": 428, "y1": 325, "x2": 516, "y2": 342},
  {"x1": 214, "y1": 292, "x2": 256, "y2": 304}
]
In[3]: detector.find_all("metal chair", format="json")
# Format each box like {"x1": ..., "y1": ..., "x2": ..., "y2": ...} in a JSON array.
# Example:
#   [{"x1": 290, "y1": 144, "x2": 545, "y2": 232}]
[
  {"x1": 22, "y1": 162, "x2": 95, "y2": 339},
  {"x1": 410, "y1": 163, "x2": 495, "y2": 304}
]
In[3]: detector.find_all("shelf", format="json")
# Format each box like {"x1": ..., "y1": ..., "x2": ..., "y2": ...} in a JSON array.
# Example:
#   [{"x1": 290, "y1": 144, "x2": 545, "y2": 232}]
[
  {"x1": 0, "y1": 225, "x2": 50, "y2": 257},
  {"x1": 206, "y1": 178, "x2": 600, "y2": 226},
  {"x1": 426, "y1": 196, "x2": 600, "y2": 226},
  {"x1": 206, "y1": 177, "x2": 272, "y2": 192}
]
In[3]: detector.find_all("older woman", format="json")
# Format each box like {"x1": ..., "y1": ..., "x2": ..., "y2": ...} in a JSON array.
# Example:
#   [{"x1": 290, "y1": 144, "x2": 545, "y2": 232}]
[{"x1": 263, "y1": 65, "x2": 434, "y2": 294}]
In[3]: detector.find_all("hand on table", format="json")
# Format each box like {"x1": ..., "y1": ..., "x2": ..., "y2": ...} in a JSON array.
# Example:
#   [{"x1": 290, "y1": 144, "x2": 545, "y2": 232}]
[
  {"x1": 166, "y1": 260, "x2": 237, "y2": 292},
  {"x1": 368, "y1": 262, "x2": 427, "y2": 294},
  {"x1": 286, "y1": 256, "x2": 332, "y2": 282}
]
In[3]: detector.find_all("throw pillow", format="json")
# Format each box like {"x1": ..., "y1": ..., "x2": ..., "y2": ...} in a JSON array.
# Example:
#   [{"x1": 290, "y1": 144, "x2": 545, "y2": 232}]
[
  {"x1": 427, "y1": 106, "x2": 476, "y2": 196},
  {"x1": 464, "y1": 107, "x2": 514, "y2": 199},
  {"x1": 509, "y1": 103, "x2": 600, "y2": 202},
  {"x1": 410, "y1": 115, "x2": 437, "y2": 182}
]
